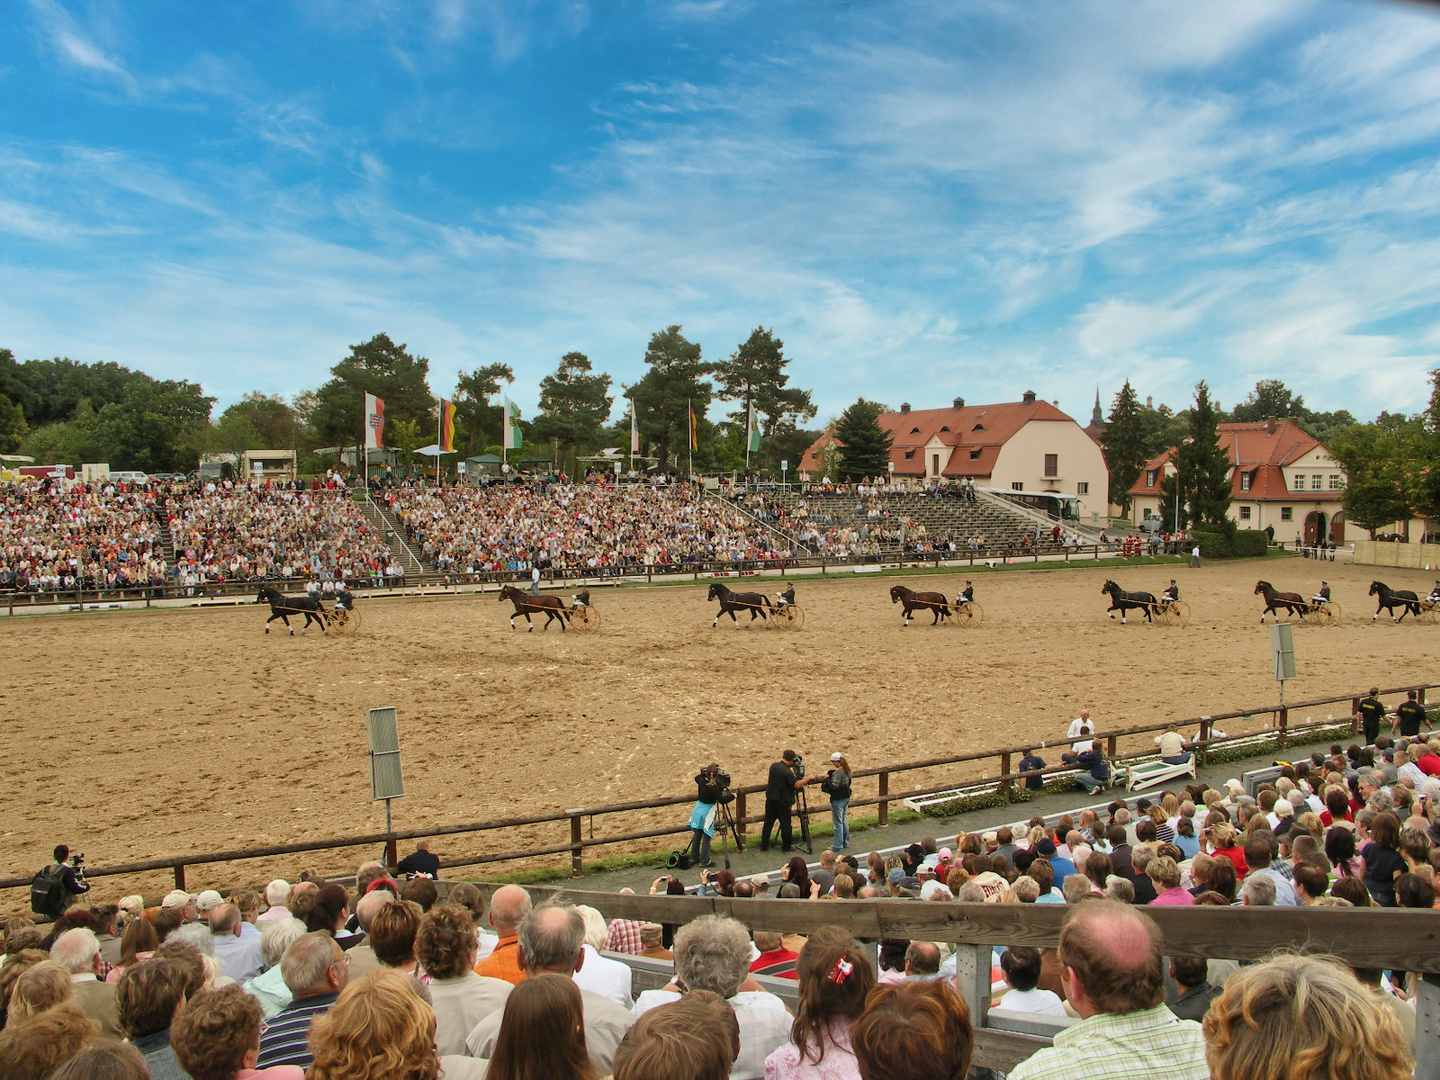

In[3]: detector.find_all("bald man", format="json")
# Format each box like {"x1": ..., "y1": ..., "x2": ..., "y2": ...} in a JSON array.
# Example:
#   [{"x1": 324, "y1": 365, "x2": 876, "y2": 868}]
[
  {"x1": 476, "y1": 885, "x2": 532, "y2": 985},
  {"x1": 1008, "y1": 900, "x2": 1207, "y2": 1080}
]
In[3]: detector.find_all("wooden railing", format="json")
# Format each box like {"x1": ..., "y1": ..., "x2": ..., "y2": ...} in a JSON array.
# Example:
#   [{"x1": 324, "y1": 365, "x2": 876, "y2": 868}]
[
  {"x1": 512, "y1": 888, "x2": 1440, "y2": 1077},
  {"x1": 1, "y1": 682, "x2": 1431, "y2": 900}
]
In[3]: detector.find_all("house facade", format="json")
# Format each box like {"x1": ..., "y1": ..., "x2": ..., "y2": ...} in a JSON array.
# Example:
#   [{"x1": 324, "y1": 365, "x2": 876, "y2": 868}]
[
  {"x1": 1128, "y1": 420, "x2": 1364, "y2": 544},
  {"x1": 800, "y1": 391, "x2": 1110, "y2": 522}
]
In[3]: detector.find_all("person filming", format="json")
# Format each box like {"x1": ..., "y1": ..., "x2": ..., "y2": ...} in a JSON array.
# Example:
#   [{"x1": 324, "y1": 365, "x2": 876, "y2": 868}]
[
  {"x1": 688, "y1": 764, "x2": 729, "y2": 868},
  {"x1": 762, "y1": 750, "x2": 811, "y2": 852}
]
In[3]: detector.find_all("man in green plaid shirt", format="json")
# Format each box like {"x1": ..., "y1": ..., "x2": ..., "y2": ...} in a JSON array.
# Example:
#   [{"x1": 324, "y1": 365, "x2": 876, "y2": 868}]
[{"x1": 1009, "y1": 900, "x2": 1208, "y2": 1080}]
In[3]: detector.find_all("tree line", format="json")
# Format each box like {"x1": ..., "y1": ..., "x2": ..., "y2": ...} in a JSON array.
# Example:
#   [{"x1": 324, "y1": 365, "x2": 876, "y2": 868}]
[{"x1": 0, "y1": 326, "x2": 819, "y2": 478}]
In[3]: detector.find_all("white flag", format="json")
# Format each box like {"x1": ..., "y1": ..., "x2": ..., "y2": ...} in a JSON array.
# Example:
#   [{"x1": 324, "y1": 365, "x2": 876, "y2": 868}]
[
  {"x1": 364, "y1": 393, "x2": 385, "y2": 449},
  {"x1": 630, "y1": 400, "x2": 640, "y2": 454},
  {"x1": 503, "y1": 396, "x2": 523, "y2": 451}
]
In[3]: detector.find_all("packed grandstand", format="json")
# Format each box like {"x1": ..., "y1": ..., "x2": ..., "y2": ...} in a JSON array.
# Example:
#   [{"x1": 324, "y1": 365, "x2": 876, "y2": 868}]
[
  {"x1": 0, "y1": 741, "x2": 1429, "y2": 1080},
  {"x1": 0, "y1": 474, "x2": 1109, "y2": 593}
]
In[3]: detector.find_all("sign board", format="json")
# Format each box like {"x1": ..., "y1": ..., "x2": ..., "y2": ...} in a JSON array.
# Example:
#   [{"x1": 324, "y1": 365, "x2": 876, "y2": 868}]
[
  {"x1": 1270, "y1": 624, "x2": 1296, "y2": 682},
  {"x1": 781, "y1": 460, "x2": 788, "y2": 472},
  {"x1": 367, "y1": 707, "x2": 404, "y2": 801}
]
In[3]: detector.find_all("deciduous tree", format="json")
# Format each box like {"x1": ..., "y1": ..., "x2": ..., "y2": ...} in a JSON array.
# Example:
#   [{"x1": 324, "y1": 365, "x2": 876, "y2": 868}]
[
  {"x1": 311, "y1": 334, "x2": 435, "y2": 450},
  {"x1": 454, "y1": 362, "x2": 514, "y2": 456},
  {"x1": 713, "y1": 327, "x2": 815, "y2": 472},
  {"x1": 531, "y1": 352, "x2": 613, "y2": 473}
]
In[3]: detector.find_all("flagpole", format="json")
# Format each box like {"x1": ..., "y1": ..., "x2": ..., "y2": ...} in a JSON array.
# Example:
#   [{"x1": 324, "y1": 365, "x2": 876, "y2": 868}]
[
  {"x1": 688, "y1": 399, "x2": 693, "y2": 482},
  {"x1": 744, "y1": 399, "x2": 751, "y2": 474},
  {"x1": 436, "y1": 406, "x2": 441, "y2": 486}
]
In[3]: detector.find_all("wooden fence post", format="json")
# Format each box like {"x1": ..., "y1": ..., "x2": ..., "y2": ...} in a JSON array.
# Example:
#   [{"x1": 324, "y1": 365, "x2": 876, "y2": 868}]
[
  {"x1": 1106, "y1": 734, "x2": 1117, "y2": 760},
  {"x1": 1417, "y1": 974, "x2": 1440, "y2": 1080},
  {"x1": 878, "y1": 771, "x2": 890, "y2": 826},
  {"x1": 173, "y1": 864, "x2": 186, "y2": 891},
  {"x1": 1277, "y1": 707, "x2": 1288, "y2": 751},
  {"x1": 568, "y1": 812, "x2": 584, "y2": 876},
  {"x1": 1351, "y1": 697, "x2": 1361, "y2": 736},
  {"x1": 385, "y1": 837, "x2": 399, "y2": 869},
  {"x1": 1000, "y1": 752, "x2": 1013, "y2": 802},
  {"x1": 734, "y1": 792, "x2": 747, "y2": 845}
]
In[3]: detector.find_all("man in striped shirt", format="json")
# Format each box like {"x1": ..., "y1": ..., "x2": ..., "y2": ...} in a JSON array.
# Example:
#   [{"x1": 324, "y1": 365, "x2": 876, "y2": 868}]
[{"x1": 255, "y1": 932, "x2": 348, "y2": 1069}]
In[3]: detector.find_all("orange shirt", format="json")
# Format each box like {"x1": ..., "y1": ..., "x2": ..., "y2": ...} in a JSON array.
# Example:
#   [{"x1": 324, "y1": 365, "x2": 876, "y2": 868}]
[{"x1": 475, "y1": 936, "x2": 522, "y2": 985}]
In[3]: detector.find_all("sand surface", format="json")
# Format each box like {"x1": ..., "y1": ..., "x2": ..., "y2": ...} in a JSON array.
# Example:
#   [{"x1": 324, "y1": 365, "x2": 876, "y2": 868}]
[{"x1": 3, "y1": 557, "x2": 1434, "y2": 900}]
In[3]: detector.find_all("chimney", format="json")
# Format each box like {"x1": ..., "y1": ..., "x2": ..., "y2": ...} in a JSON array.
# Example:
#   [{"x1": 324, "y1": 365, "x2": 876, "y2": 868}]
[
  {"x1": 953, "y1": 397, "x2": 964, "y2": 410},
  {"x1": 1022, "y1": 390, "x2": 1037, "y2": 405},
  {"x1": 1264, "y1": 417, "x2": 1275, "y2": 435},
  {"x1": 900, "y1": 402, "x2": 911, "y2": 414}
]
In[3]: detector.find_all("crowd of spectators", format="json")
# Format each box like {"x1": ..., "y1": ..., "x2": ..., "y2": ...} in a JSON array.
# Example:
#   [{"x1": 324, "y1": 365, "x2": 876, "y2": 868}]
[
  {"x1": 5, "y1": 717, "x2": 1435, "y2": 1080},
  {"x1": 387, "y1": 481, "x2": 801, "y2": 577},
  {"x1": 0, "y1": 481, "x2": 168, "y2": 592}
]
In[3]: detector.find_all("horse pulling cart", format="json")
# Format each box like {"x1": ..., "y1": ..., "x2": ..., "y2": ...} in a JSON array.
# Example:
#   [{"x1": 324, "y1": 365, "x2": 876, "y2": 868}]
[
  {"x1": 1100, "y1": 580, "x2": 1188, "y2": 626},
  {"x1": 256, "y1": 585, "x2": 362, "y2": 636},
  {"x1": 706, "y1": 582, "x2": 804, "y2": 629},
  {"x1": 888, "y1": 585, "x2": 983, "y2": 627}
]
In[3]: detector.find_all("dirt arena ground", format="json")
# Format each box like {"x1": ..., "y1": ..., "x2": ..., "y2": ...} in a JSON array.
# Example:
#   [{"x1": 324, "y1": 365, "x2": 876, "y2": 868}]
[{"x1": 3, "y1": 556, "x2": 1436, "y2": 899}]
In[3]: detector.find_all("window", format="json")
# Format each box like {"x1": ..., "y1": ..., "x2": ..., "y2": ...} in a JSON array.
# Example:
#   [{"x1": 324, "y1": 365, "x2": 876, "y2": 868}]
[
  {"x1": 1043, "y1": 454, "x2": 1058, "y2": 477},
  {"x1": 1012, "y1": 482, "x2": 1024, "y2": 491},
  {"x1": 1239, "y1": 506, "x2": 1252, "y2": 520},
  {"x1": 1328, "y1": 474, "x2": 1342, "y2": 490},
  {"x1": 1281, "y1": 507, "x2": 1293, "y2": 521},
  {"x1": 973, "y1": 424, "x2": 986, "y2": 431},
  {"x1": 1143, "y1": 508, "x2": 1154, "y2": 519},
  {"x1": 969, "y1": 450, "x2": 981, "y2": 460},
  {"x1": 932, "y1": 454, "x2": 940, "y2": 474},
  {"x1": 1311, "y1": 475, "x2": 1322, "y2": 490},
  {"x1": 1145, "y1": 470, "x2": 1156, "y2": 488},
  {"x1": 910, "y1": 427, "x2": 921, "y2": 434},
  {"x1": 1292, "y1": 474, "x2": 1305, "y2": 490},
  {"x1": 940, "y1": 426, "x2": 950, "y2": 432},
  {"x1": 1076, "y1": 482, "x2": 1089, "y2": 495},
  {"x1": 1240, "y1": 471, "x2": 1251, "y2": 492},
  {"x1": 903, "y1": 450, "x2": 915, "y2": 460}
]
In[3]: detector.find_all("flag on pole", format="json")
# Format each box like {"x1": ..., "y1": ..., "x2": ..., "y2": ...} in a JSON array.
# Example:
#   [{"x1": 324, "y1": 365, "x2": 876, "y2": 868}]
[
  {"x1": 503, "y1": 396, "x2": 523, "y2": 450},
  {"x1": 630, "y1": 400, "x2": 640, "y2": 454},
  {"x1": 438, "y1": 399, "x2": 456, "y2": 454},
  {"x1": 364, "y1": 393, "x2": 385, "y2": 449},
  {"x1": 747, "y1": 402, "x2": 761, "y2": 453},
  {"x1": 689, "y1": 403, "x2": 698, "y2": 451}
]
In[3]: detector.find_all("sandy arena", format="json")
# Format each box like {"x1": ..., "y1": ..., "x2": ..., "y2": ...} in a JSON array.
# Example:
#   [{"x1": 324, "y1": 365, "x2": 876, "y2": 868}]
[{"x1": 3, "y1": 557, "x2": 1436, "y2": 894}]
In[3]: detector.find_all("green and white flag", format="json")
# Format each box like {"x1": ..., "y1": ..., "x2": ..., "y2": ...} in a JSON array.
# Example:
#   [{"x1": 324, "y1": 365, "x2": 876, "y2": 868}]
[
  {"x1": 747, "y1": 403, "x2": 762, "y2": 453},
  {"x1": 503, "y1": 397, "x2": 523, "y2": 450}
]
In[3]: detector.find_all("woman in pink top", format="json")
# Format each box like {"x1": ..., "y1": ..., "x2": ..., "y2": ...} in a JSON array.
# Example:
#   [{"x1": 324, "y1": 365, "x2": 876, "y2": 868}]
[
  {"x1": 171, "y1": 984, "x2": 304, "y2": 1080},
  {"x1": 765, "y1": 935, "x2": 876, "y2": 1080},
  {"x1": 1145, "y1": 856, "x2": 1194, "y2": 905},
  {"x1": 105, "y1": 919, "x2": 158, "y2": 984}
]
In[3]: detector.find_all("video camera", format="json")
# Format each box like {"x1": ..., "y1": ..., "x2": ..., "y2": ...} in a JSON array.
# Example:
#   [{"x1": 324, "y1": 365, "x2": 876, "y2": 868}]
[
  {"x1": 705, "y1": 766, "x2": 736, "y2": 805},
  {"x1": 70, "y1": 853, "x2": 84, "y2": 867},
  {"x1": 789, "y1": 753, "x2": 805, "y2": 780}
]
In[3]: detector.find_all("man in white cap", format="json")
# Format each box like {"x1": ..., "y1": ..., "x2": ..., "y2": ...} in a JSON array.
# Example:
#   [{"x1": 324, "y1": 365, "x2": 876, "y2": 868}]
[
  {"x1": 195, "y1": 890, "x2": 225, "y2": 917},
  {"x1": 162, "y1": 889, "x2": 198, "y2": 923}
]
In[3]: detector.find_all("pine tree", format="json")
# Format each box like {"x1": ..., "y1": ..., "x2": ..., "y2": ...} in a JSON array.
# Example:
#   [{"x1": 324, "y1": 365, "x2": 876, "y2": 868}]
[
  {"x1": 1173, "y1": 381, "x2": 1233, "y2": 530},
  {"x1": 713, "y1": 327, "x2": 815, "y2": 472},
  {"x1": 834, "y1": 399, "x2": 893, "y2": 480},
  {"x1": 627, "y1": 326, "x2": 712, "y2": 471},
  {"x1": 1098, "y1": 381, "x2": 1146, "y2": 511},
  {"x1": 531, "y1": 352, "x2": 613, "y2": 475}
]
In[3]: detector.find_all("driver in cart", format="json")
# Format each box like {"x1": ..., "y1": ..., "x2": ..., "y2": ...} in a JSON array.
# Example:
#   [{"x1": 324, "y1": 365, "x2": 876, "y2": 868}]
[
  {"x1": 955, "y1": 580, "x2": 974, "y2": 607},
  {"x1": 775, "y1": 583, "x2": 796, "y2": 607},
  {"x1": 571, "y1": 587, "x2": 591, "y2": 608}
]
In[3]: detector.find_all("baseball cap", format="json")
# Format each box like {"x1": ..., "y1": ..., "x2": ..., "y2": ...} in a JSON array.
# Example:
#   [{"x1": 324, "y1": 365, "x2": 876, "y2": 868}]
[
  {"x1": 1035, "y1": 838, "x2": 1057, "y2": 857},
  {"x1": 888, "y1": 867, "x2": 905, "y2": 885},
  {"x1": 830, "y1": 752, "x2": 843, "y2": 762},
  {"x1": 162, "y1": 889, "x2": 193, "y2": 910},
  {"x1": 972, "y1": 871, "x2": 1008, "y2": 901},
  {"x1": 750, "y1": 874, "x2": 770, "y2": 888},
  {"x1": 195, "y1": 890, "x2": 224, "y2": 912}
]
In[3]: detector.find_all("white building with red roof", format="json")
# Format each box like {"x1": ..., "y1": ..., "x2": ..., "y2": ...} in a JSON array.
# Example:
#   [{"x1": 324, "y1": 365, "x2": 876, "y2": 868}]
[
  {"x1": 1128, "y1": 419, "x2": 1359, "y2": 544},
  {"x1": 799, "y1": 391, "x2": 1109, "y2": 522}
]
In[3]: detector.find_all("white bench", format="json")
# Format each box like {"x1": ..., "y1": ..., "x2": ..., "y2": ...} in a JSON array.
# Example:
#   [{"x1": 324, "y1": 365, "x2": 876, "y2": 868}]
[{"x1": 1125, "y1": 757, "x2": 1197, "y2": 792}]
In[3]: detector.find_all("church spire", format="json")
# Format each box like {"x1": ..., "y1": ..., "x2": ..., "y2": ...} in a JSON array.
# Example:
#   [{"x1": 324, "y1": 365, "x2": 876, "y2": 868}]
[{"x1": 1091, "y1": 386, "x2": 1103, "y2": 427}]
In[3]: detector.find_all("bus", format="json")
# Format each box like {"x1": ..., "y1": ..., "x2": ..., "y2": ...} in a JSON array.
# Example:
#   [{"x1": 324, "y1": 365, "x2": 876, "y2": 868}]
[{"x1": 990, "y1": 489, "x2": 1083, "y2": 522}]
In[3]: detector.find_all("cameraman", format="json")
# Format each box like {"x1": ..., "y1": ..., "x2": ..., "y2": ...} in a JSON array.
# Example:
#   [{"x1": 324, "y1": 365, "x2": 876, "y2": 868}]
[
  {"x1": 762, "y1": 749, "x2": 811, "y2": 852},
  {"x1": 688, "y1": 763, "x2": 728, "y2": 868},
  {"x1": 50, "y1": 844, "x2": 90, "y2": 906}
]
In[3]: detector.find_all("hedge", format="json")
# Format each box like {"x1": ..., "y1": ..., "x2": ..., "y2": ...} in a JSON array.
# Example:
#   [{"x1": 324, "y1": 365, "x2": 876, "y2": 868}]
[{"x1": 1190, "y1": 529, "x2": 1268, "y2": 559}]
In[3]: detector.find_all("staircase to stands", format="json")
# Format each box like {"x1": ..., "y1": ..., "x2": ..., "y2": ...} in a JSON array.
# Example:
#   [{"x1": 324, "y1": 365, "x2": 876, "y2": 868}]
[{"x1": 362, "y1": 496, "x2": 436, "y2": 583}]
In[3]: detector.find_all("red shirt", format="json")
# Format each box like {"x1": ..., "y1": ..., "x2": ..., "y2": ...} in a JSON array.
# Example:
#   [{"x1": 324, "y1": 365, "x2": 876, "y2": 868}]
[
  {"x1": 750, "y1": 948, "x2": 799, "y2": 979},
  {"x1": 1213, "y1": 845, "x2": 1249, "y2": 879},
  {"x1": 1418, "y1": 753, "x2": 1440, "y2": 776}
]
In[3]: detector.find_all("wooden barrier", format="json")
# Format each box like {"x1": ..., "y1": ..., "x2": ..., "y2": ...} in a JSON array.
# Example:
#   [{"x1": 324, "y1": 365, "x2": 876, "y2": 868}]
[
  {"x1": 0, "y1": 681, "x2": 1432, "y2": 897},
  {"x1": 516, "y1": 887, "x2": 1440, "y2": 1077}
]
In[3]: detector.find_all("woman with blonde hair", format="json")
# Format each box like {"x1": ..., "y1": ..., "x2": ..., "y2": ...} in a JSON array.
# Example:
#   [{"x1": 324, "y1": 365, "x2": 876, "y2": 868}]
[
  {"x1": 307, "y1": 969, "x2": 440, "y2": 1080},
  {"x1": 1204, "y1": 953, "x2": 1412, "y2": 1080},
  {"x1": 485, "y1": 973, "x2": 596, "y2": 1080},
  {"x1": 8, "y1": 960, "x2": 74, "y2": 1022}
]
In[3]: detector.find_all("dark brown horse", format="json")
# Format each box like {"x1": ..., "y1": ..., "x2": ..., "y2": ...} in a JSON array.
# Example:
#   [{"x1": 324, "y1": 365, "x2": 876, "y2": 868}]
[
  {"x1": 1370, "y1": 581, "x2": 1420, "y2": 622},
  {"x1": 499, "y1": 584, "x2": 569, "y2": 632},
  {"x1": 1255, "y1": 580, "x2": 1306, "y2": 623},
  {"x1": 890, "y1": 584, "x2": 951, "y2": 626},
  {"x1": 708, "y1": 582, "x2": 771, "y2": 627}
]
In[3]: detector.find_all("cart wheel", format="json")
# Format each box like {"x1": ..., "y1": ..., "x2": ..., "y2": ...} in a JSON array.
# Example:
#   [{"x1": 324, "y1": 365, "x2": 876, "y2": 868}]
[
  {"x1": 1421, "y1": 604, "x2": 1439, "y2": 625},
  {"x1": 1165, "y1": 600, "x2": 1190, "y2": 627},
  {"x1": 775, "y1": 604, "x2": 803, "y2": 629},
  {"x1": 571, "y1": 606, "x2": 600, "y2": 633},
  {"x1": 958, "y1": 602, "x2": 983, "y2": 626},
  {"x1": 327, "y1": 608, "x2": 361, "y2": 636},
  {"x1": 1320, "y1": 602, "x2": 1341, "y2": 626}
]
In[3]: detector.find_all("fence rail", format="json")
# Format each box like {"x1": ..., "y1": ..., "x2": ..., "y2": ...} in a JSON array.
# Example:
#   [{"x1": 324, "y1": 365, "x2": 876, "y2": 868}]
[{"x1": 2, "y1": 682, "x2": 1432, "y2": 898}]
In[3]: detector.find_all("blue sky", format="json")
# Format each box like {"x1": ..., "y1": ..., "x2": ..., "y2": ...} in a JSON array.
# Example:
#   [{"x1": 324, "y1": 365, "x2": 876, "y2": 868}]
[{"x1": 4, "y1": 0, "x2": 1440, "y2": 428}]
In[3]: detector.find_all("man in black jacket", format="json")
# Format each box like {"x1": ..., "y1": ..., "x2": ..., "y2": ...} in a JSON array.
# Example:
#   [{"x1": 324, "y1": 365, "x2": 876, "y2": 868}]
[
  {"x1": 761, "y1": 750, "x2": 809, "y2": 852},
  {"x1": 1358, "y1": 688, "x2": 1386, "y2": 746}
]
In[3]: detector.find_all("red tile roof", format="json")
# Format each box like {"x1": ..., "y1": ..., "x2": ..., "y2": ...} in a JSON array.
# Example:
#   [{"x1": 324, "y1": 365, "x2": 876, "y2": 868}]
[
  {"x1": 800, "y1": 398, "x2": 1077, "y2": 478},
  {"x1": 1128, "y1": 421, "x2": 1337, "y2": 502}
]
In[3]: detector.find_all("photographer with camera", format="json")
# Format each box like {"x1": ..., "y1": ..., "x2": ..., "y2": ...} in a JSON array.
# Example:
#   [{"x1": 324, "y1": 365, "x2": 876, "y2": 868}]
[
  {"x1": 820, "y1": 753, "x2": 853, "y2": 852},
  {"x1": 688, "y1": 763, "x2": 730, "y2": 868},
  {"x1": 31, "y1": 844, "x2": 89, "y2": 918},
  {"x1": 762, "y1": 750, "x2": 811, "y2": 853}
]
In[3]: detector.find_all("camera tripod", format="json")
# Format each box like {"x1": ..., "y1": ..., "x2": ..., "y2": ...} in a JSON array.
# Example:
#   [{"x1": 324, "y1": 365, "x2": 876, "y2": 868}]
[
  {"x1": 712, "y1": 795, "x2": 744, "y2": 869},
  {"x1": 793, "y1": 766, "x2": 814, "y2": 855}
]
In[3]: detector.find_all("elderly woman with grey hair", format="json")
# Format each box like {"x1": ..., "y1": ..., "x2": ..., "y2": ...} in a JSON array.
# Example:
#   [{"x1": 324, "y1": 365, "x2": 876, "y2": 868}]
[
  {"x1": 630, "y1": 915, "x2": 792, "y2": 1080},
  {"x1": 243, "y1": 918, "x2": 308, "y2": 1018}
]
